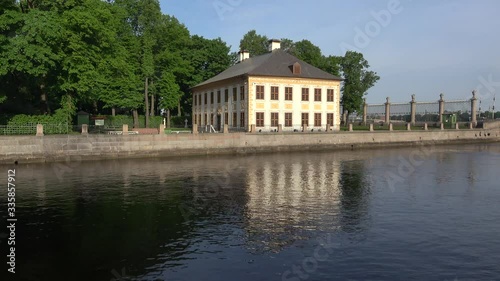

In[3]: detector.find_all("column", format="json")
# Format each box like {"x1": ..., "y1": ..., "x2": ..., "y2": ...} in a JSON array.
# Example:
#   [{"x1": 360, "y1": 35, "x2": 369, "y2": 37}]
[
  {"x1": 81, "y1": 124, "x2": 88, "y2": 135},
  {"x1": 363, "y1": 98, "x2": 368, "y2": 125},
  {"x1": 471, "y1": 90, "x2": 478, "y2": 127},
  {"x1": 439, "y1": 93, "x2": 445, "y2": 124},
  {"x1": 36, "y1": 124, "x2": 44, "y2": 136},
  {"x1": 410, "y1": 94, "x2": 416, "y2": 125},
  {"x1": 384, "y1": 97, "x2": 391, "y2": 124}
]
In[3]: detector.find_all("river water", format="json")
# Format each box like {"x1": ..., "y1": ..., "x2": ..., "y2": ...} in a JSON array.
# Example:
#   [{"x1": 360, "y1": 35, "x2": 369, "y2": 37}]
[{"x1": 1, "y1": 143, "x2": 500, "y2": 281}]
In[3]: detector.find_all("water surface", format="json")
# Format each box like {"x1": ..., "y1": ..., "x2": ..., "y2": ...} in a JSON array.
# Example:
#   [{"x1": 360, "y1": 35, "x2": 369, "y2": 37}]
[{"x1": 1, "y1": 143, "x2": 500, "y2": 281}]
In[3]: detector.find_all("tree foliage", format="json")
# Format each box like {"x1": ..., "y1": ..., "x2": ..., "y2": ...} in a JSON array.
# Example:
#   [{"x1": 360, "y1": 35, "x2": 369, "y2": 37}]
[
  {"x1": 0, "y1": 8, "x2": 379, "y2": 128},
  {"x1": 0, "y1": 0, "x2": 233, "y2": 126},
  {"x1": 340, "y1": 51, "x2": 380, "y2": 116},
  {"x1": 239, "y1": 30, "x2": 268, "y2": 57}
]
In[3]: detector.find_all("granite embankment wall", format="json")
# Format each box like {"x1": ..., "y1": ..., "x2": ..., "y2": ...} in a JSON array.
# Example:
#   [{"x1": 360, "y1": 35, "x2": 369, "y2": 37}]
[
  {"x1": 483, "y1": 120, "x2": 500, "y2": 130},
  {"x1": 1, "y1": 128, "x2": 499, "y2": 164}
]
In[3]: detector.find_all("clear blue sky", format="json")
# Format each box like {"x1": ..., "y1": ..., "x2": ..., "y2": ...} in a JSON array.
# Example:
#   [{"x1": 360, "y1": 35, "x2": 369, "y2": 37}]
[{"x1": 160, "y1": 0, "x2": 500, "y2": 110}]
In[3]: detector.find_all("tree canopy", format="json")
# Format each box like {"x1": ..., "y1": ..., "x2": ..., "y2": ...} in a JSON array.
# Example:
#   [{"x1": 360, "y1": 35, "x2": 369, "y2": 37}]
[
  {"x1": 0, "y1": 0, "x2": 233, "y2": 126},
  {"x1": 0, "y1": 6, "x2": 379, "y2": 128},
  {"x1": 239, "y1": 30, "x2": 269, "y2": 57},
  {"x1": 340, "y1": 51, "x2": 380, "y2": 117}
]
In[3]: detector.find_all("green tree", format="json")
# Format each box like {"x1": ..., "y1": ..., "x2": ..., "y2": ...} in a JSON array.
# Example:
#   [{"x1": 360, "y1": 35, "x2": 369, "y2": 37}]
[
  {"x1": 156, "y1": 14, "x2": 191, "y2": 117},
  {"x1": 190, "y1": 35, "x2": 231, "y2": 83},
  {"x1": 239, "y1": 30, "x2": 268, "y2": 57},
  {"x1": 94, "y1": 1, "x2": 143, "y2": 117},
  {"x1": 280, "y1": 38, "x2": 341, "y2": 76},
  {"x1": 0, "y1": 0, "x2": 17, "y2": 13},
  {"x1": 112, "y1": 0, "x2": 165, "y2": 127},
  {"x1": 322, "y1": 55, "x2": 342, "y2": 77},
  {"x1": 340, "y1": 51, "x2": 380, "y2": 122},
  {"x1": 137, "y1": 0, "x2": 162, "y2": 127},
  {"x1": 182, "y1": 35, "x2": 231, "y2": 116},
  {"x1": 291, "y1": 40, "x2": 324, "y2": 68},
  {"x1": 280, "y1": 38, "x2": 295, "y2": 53},
  {"x1": 0, "y1": 5, "x2": 63, "y2": 113}
]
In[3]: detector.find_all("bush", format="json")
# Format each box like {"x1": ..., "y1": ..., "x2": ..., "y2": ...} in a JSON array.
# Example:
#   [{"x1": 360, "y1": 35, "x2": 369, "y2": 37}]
[
  {"x1": 8, "y1": 114, "x2": 68, "y2": 125},
  {"x1": 105, "y1": 115, "x2": 163, "y2": 128},
  {"x1": 171, "y1": 116, "x2": 190, "y2": 127},
  {"x1": 106, "y1": 115, "x2": 189, "y2": 128},
  {"x1": 105, "y1": 115, "x2": 133, "y2": 127},
  {"x1": 5, "y1": 114, "x2": 69, "y2": 134}
]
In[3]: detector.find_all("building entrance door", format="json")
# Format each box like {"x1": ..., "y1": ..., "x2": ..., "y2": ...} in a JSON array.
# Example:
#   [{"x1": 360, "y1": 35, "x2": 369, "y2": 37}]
[{"x1": 217, "y1": 115, "x2": 221, "y2": 132}]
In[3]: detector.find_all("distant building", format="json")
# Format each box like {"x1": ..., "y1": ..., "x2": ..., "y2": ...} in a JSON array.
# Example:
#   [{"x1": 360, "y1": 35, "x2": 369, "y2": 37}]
[{"x1": 191, "y1": 39, "x2": 342, "y2": 132}]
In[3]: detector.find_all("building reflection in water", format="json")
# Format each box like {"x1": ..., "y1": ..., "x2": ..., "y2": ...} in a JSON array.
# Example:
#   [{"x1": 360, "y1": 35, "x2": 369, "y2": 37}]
[
  {"x1": 243, "y1": 154, "x2": 346, "y2": 253},
  {"x1": 7, "y1": 151, "x2": 376, "y2": 279}
]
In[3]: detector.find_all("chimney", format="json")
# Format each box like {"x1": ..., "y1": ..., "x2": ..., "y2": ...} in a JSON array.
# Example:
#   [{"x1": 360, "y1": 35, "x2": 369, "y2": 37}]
[
  {"x1": 238, "y1": 50, "x2": 250, "y2": 62},
  {"x1": 268, "y1": 39, "x2": 281, "y2": 52}
]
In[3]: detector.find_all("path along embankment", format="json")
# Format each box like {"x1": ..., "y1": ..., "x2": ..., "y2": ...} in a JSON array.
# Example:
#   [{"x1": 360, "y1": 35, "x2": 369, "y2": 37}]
[{"x1": 0, "y1": 128, "x2": 499, "y2": 164}]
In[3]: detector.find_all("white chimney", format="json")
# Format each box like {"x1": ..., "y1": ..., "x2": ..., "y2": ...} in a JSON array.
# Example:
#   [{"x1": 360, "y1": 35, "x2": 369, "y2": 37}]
[
  {"x1": 238, "y1": 50, "x2": 250, "y2": 62},
  {"x1": 268, "y1": 39, "x2": 281, "y2": 52}
]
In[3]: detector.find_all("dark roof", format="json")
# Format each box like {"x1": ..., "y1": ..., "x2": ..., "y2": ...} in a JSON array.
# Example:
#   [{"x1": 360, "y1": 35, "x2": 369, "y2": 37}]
[{"x1": 193, "y1": 49, "x2": 342, "y2": 89}]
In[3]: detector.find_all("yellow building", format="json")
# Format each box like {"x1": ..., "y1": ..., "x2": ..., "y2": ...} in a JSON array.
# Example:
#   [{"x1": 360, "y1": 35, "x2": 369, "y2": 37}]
[{"x1": 191, "y1": 40, "x2": 342, "y2": 132}]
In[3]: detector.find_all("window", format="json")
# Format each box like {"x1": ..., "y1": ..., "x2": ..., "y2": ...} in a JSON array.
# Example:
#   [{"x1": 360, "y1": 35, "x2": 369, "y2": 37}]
[
  {"x1": 210, "y1": 92, "x2": 214, "y2": 104},
  {"x1": 204, "y1": 114, "x2": 207, "y2": 125},
  {"x1": 256, "y1": 85, "x2": 265, "y2": 100},
  {"x1": 217, "y1": 91, "x2": 221, "y2": 103},
  {"x1": 327, "y1": 113, "x2": 334, "y2": 126},
  {"x1": 233, "y1": 112, "x2": 237, "y2": 127},
  {"x1": 240, "y1": 86, "x2": 245, "y2": 101},
  {"x1": 256, "y1": 112, "x2": 264, "y2": 127},
  {"x1": 199, "y1": 94, "x2": 201, "y2": 106},
  {"x1": 271, "y1": 112, "x2": 279, "y2": 127},
  {"x1": 204, "y1": 93, "x2": 207, "y2": 105},
  {"x1": 285, "y1": 87, "x2": 293, "y2": 101},
  {"x1": 285, "y1": 113, "x2": 293, "y2": 127},
  {"x1": 314, "y1": 88, "x2": 322, "y2": 102},
  {"x1": 194, "y1": 94, "x2": 197, "y2": 106},
  {"x1": 225, "y1": 89, "x2": 229, "y2": 103},
  {"x1": 271, "y1": 86, "x2": 279, "y2": 100},
  {"x1": 224, "y1": 112, "x2": 228, "y2": 125},
  {"x1": 240, "y1": 112, "x2": 245, "y2": 127},
  {"x1": 293, "y1": 62, "x2": 301, "y2": 75},
  {"x1": 314, "y1": 113, "x2": 321, "y2": 126},
  {"x1": 211, "y1": 114, "x2": 214, "y2": 125},
  {"x1": 327, "y1": 89, "x2": 334, "y2": 102},
  {"x1": 301, "y1": 113, "x2": 309, "y2": 127},
  {"x1": 301, "y1": 88, "x2": 309, "y2": 101},
  {"x1": 233, "y1": 88, "x2": 237, "y2": 102}
]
